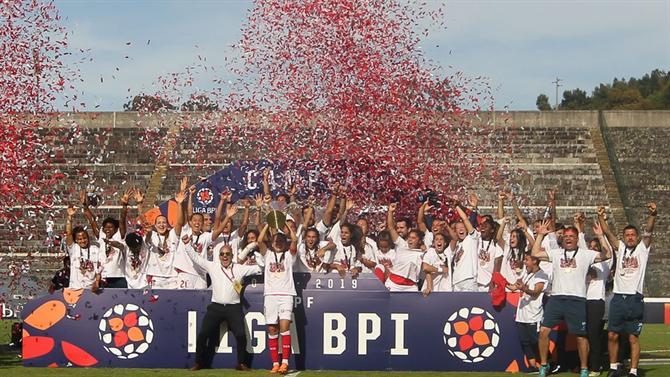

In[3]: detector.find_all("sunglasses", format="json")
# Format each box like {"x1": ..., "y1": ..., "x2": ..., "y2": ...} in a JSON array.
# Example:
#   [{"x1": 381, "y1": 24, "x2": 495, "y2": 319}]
[{"x1": 219, "y1": 252, "x2": 233, "y2": 257}]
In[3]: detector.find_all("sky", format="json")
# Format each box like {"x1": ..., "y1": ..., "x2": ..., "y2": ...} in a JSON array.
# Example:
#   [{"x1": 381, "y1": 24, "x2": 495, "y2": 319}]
[{"x1": 56, "y1": 0, "x2": 670, "y2": 111}]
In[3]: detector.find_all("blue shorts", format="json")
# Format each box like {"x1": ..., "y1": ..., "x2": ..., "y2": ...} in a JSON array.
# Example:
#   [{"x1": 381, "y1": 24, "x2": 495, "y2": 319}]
[
  {"x1": 541, "y1": 295, "x2": 587, "y2": 336},
  {"x1": 608, "y1": 293, "x2": 644, "y2": 336}
]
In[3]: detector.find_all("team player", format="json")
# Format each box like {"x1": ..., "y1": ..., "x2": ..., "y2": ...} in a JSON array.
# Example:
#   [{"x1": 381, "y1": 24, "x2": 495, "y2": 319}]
[
  {"x1": 599, "y1": 203, "x2": 656, "y2": 377},
  {"x1": 257, "y1": 223, "x2": 299, "y2": 374},
  {"x1": 421, "y1": 232, "x2": 454, "y2": 294},
  {"x1": 532, "y1": 220, "x2": 612, "y2": 377},
  {"x1": 65, "y1": 206, "x2": 105, "y2": 291},
  {"x1": 379, "y1": 203, "x2": 424, "y2": 291},
  {"x1": 450, "y1": 204, "x2": 480, "y2": 292},
  {"x1": 509, "y1": 253, "x2": 549, "y2": 372}
]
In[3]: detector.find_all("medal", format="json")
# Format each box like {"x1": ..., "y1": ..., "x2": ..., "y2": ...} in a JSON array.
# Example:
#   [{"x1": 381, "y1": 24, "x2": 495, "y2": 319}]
[{"x1": 233, "y1": 280, "x2": 243, "y2": 294}]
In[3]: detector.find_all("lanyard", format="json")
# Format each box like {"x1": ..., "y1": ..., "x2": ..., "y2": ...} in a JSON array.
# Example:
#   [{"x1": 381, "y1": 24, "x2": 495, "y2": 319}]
[
  {"x1": 508, "y1": 247, "x2": 522, "y2": 262},
  {"x1": 623, "y1": 245, "x2": 635, "y2": 259},
  {"x1": 273, "y1": 251, "x2": 286, "y2": 266},
  {"x1": 523, "y1": 271, "x2": 537, "y2": 286},
  {"x1": 436, "y1": 250, "x2": 447, "y2": 265},
  {"x1": 222, "y1": 233, "x2": 232, "y2": 245},
  {"x1": 479, "y1": 239, "x2": 492, "y2": 253},
  {"x1": 343, "y1": 245, "x2": 353, "y2": 265},
  {"x1": 221, "y1": 265, "x2": 235, "y2": 283},
  {"x1": 82, "y1": 247, "x2": 90, "y2": 261},
  {"x1": 563, "y1": 248, "x2": 578, "y2": 265},
  {"x1": 191, "y1": 233, "x2": 201, "y2": 246}
]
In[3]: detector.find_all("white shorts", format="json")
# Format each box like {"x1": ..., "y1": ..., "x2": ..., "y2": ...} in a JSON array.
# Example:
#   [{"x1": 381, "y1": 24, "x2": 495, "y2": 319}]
[
  {"x1": 149, "y1": 275, "x2": 178, "y2": 289},
  {"x1": 264, "y1": 295, "x2": 294, "y2": 325},
  {"x1": 452, "y1": 278, "x2": 477, "y2": 292},
  {"x1": 176, "y1": 271, "x2": 207, "y2": 290}
]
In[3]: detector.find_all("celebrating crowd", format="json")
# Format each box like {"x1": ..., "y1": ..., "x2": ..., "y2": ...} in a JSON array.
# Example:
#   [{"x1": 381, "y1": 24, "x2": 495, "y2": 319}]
[{"x1": 54, "y1": 168, "x2": 657, "y2": 377}]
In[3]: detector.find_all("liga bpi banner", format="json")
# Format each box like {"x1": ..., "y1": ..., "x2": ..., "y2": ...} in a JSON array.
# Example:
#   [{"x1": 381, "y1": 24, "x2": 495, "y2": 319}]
[{"x1": 22, "y1": 274, "x2": 532, "y2": 372}]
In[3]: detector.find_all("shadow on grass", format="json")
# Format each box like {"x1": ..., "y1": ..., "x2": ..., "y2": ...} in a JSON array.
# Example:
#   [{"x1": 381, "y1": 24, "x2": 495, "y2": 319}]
[{"x1": 0, "y1": 345, "x2": 21, "y2": 368}]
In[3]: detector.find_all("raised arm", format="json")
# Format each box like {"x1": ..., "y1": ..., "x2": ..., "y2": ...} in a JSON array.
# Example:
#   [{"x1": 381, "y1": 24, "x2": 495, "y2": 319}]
[
  {"x1": 642, "y1": 202, "x2": 656, "y2": 248},
  {"x1": 455, "y1": 203, "x2": 475, "y2": 234},
  {"x1": 180, "y1": 235, "x2": 209, "y2": 270},
  {"x1": 212, "y1": 203, "x2": 238, "y2": 240},
  {"x1": 597, "y1": 205, "x2": 619, "y2": 248},
  {"x1": 262, "y1": 168, "x2": 271, "y2": 198},
  {"x1": 253, "y1": 193, "x2": 263, "y2": 229},
  {"x1": 119, "y1": 188, "x2": 133, "y2": 236},
  {"x1": 214, "y1": 191, "x2": 231, "y2": 230},
  {"x1": 65, "y1": 206, "x2": 76, "y2": 246},
  {"x1": 340, "y1": 198, "x2": 355, "y2": 224},
  {"x1": 80, "y1": 190, "x2": 99, "y2": 238},
  {"x1": 257, "y1": 223, "x2": 269, "y2": 255},
  {"x1": 386, "y1": 203, "x2": 400, "y2": 242},
  {"x1": 531, "y1": 219, "x2": 551, "y2": 261},
  {"x1": 497, "y1": 192, "x2": 506, "y2": 221},
  {"x1": 174, "y1": 190, "x2": 186, "y2": 237},
  {"x1": 592, "y1": 220, "x2": 612, "y2": 262},
  {"x1": 322, "y1": 182, "x2": 340, "y2": 227},
  {"x1": 133, "y1": 189, "x2": 147, "y2": 228},
  {"x1": 237, "y1": 198, "x2": 251, "y2": 236},
  {"x1": 443, "y1": 221, "x2": 459, "y2": 250},
  {"x1": 417, "y1": 201, "x2": 431, "y2": 233},
  {"x1": 287, "y1": 224, "x2": 298, "y2": 255},
  {"x1": 187, "y1": 185, "x2": 195, "y2": 219}
]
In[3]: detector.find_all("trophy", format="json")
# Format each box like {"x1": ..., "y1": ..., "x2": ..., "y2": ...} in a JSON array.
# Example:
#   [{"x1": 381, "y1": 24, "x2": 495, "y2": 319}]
[{"x1": 266, "y1": 210, "x2": 287, "y2": 231}]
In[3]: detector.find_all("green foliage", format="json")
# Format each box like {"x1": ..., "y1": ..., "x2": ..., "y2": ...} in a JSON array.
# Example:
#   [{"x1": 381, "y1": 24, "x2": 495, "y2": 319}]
[
  {"x1": 538, "y1": 69, "x2": 670, "y2": 110},
  {"x1": 536, "y1": 94, "x2": 552, "y2": 111},
  {"x1": 123, "y1": 94, "x2": 176, "y2": 112}
]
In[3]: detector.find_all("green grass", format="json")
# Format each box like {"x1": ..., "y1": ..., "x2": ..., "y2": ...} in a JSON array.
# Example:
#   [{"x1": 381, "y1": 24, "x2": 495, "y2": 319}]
[
  {"x1": 0, "y1": 319, "x2": 13, "y2": 344},
  {"x1": 640, "y1": 324, "x2": 670, "y2": 357}
]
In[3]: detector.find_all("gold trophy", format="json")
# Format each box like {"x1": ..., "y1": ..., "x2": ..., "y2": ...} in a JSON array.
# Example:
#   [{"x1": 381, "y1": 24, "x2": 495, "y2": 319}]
[{"x1": 266, "y1": 210, "x2": 287, "y2": 231}]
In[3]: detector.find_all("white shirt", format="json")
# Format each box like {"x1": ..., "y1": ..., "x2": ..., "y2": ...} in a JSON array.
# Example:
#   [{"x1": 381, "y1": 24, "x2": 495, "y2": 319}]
[
  {"x1": 98, "y1": 229, "x2": 125, "y2": 279},
  {"x1": 184, "y1": 244, "x2": 262, "y2": 304},
  {"x1": 587, "y1": 259, "x2": 613, "y2": 301},
  {"x1": 211, "y1": 230, "x2": 240, "y2": 258},
  {"x1": 452, "y1": 232, "x2": 479, "y2": 285},
  {"x1": 613, "y1": 240, "x2": 649, "y2": 295},
  {"x1": 145, "y1": 229, "x2": 179, "y2": 277},
  {"x1": 295, "y1": 241, "x2": 330, "y2": 273},
  {"x1": 516, "y1": 269, "x2": 549, "y2": 323},
  {"x1": 173, "y1": 228, "x2": 213, "y2": 279},
  {"x1": 46, "y1": 220, "x2": 54, "y2": 233},
  {"x1": 423, "y1": 247, "x2": 453, "y2": 292},
  {"x1": 500, "y1": 245, "x2": 525, "y2": 289},
  {"x1": 390, "y1": 239, "x2": 423, "y2": 283},
  {"x1": 121, "y1": 242, "x2": 150, "y2": 289},
  {"x1": 329, "y1": 222, "x2": 364, "y2": 271},
  {"x1": 360, "y1": 237, "x2": 379, "y2": 273},
  {"x1": 546, "y1": 247, "x2": 598, "y2": 298},
  {"x1": 263, "y1": 250, "x2": 297, "y2": 296},
  {"x1": 68, "y1": 243, "x2": 105, "y2": 289},
  {"x1": 423, "y1": 230, "x2": 434, "y2": 249},
  {"x1": 375, "y1": 248, "x2": 397, "y2": 268},
  {"x1": 476, "y1": 235, "x2": 503, "y2": 286}
]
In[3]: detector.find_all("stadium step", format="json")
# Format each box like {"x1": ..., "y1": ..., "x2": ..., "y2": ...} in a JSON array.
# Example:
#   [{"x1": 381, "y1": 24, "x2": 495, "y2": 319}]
[{"x1": 143, "y1": 122, "x2": 182, "y2": 207}]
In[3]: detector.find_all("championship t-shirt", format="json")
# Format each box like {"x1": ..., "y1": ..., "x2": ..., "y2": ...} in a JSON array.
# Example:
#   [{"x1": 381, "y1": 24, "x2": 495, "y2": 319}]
[
  {"x1": 451, "y1": 232, "x2": 479, "y2": 285},
  {"x1": 99, "y1": 229, "x2": 125, "y2": 279},
  {"x1": 516, "y1": 269, "x2": 549, "y2": 323},
  {"x1": 68, "y1": 243, "x2": 105, "y2": 289},
  {"x1": 263, "y1": 250, "x2": 298, "y2": 296},
  {"x1": 422, "y1": 247, "x2": 453, "y2": 292},
  {"x1": 613, "y1": 240, "x2": 649, "y2": 295},
  {"x1": 546, "y1": 247, "x2": 598, "y2": 298},
  {"x1": 145, "y1": 229, "x2": 179, "y2": 277},
  {"x1": 476, "y1": 235, "x2": 503, "y2": 286}
]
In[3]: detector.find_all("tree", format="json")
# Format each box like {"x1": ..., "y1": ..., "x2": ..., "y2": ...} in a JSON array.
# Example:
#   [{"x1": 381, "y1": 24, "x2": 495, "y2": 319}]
[
  {"x1": 180, "y1": 95, "x2": 219, "y2": 111},
  {"x1": 536, "y1": 94, "x2": 551, "y2": 111},
  {"x1": 123, "y1": 95, "x2": 175, "y2": 112},
  {"x1": 560, "y1": 89, "x2": 590, "y2": 110}
]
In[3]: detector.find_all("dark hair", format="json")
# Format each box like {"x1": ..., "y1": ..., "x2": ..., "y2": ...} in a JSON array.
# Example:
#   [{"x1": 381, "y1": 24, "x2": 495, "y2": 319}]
[
  {"x1": 376, "y1": 230, "x2": 393, "y2": 247},
  {"x1": 125, "y1": 232, "x2": 143, "y2": 249},
  {"x1": 341, "y1": 222, "x2": 365, "y2": 256},
  {"x1": 72, "y1": 226, "x2": 87, "y2": 239},
  {"x1": 509, "y1": 229, "x2": 527, "y2": 261},
  {"x1": 397, "y1": 217, "x2": 413, "y2": 228},
  {"x1": 408, "y1": 228, "x2": 425, "y2": 241},
  {"x1": 277, "y1": 193, "x2": 290, "y2": 202},
  {"x1": 239, "y1": 229, "x2": 259, "y2": 249},
  {"x1": 272, "y1": 233, "x2": 289, "y2": 249},
  {"x1": 555, "y1": 222, "x2": 566, "y2": 230},
  {"x1": 190, "y1": 213, "x2": 204, "y2": 221},
  {"x1": 623, "y1": 225, "x2": 639, "y2": 235},
  {"x1": 524, "y1": 252, "x2": 540, "y2": 263},
  {"x1": 102, "y1": 217, "x2": 120, "y2": 229}
]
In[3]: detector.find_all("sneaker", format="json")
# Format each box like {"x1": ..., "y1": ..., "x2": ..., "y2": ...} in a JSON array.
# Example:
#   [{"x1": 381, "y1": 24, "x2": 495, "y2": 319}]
[
  {"x1": 606, "y1": 370, "x2": 620, "y2": 377},
  {"x1": 270, "y1": 364, "x2": 280, "y2": 374},
  {"x1": 581, "y1": 368, "x2": 589, "y2": 377},
  {"x1": 551, "y1": 364, "x2": 562, "y2": 374},
  {"x1": 589, "y1": 371, "x2": 601, "y2": 377},
  {"x1": 278, "y1": 363, "x2": 289, "y2": 375},
  {"x1": 235, "y1": 363, "x2": 250, "y2": 371},
  {"x1": 539, "y1": 365, "x2": 549, "y2": 377}
]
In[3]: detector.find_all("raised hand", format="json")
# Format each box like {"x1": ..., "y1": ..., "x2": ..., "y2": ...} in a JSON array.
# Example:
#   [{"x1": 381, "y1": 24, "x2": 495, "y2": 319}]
[
  {"x1": 254, "y1": 193, "x2": 263, "y2": 208},
  {"x1": 120, "y1": 188, "x2": 132, "y2": 206},
  {"x1": 537, "y1": 219, "x2": 551, "y2": 235},
  {"x1": 133, "y1": 189, "x2": 144, "y2": 204},
  {"x1": 188, "y1": 185, "x2": 196, "y2": 196},
  {"x1": 220, "y1": 191, "x2": 232, "y2": 203},
  {"x1": 547, "y1": 188, "x2": 557, "y2": 201},
  {"x1": 179, "y1": 177, "x2": 188, "y2": 193},
  {"x1": 225, "y1": 204, "x2": 238, "y2": 218},
  {"x1": 345, "y1": 198, "x2": 355, "y2": 211},
  {"x1": 467, "y1": 192, "x2": 479, "y2": 208},
  {"x1": 498, "y1": 192, "x2": 506, "y2": 201},
  {"x1": 67, "y1": 206, "x2": 77, "y2": 217},
  {"x1": 647, "y1": 202, "x2": 657, "y2": 215},
  {"x1": 242, "y1": 198, "x2": 251, "y2": 208},
  {"x1": 597, "y1": 205, "x2": 607, "y2": 219},
  {"x1": 175, "y1": 190, "x2": 186, "y2": 204},
  {"x1": 388, "y1": 203, "x2": 398, "y2": 213},
  {"x1": 79, "y1": 190, "x2": 88, "y2": 207}
]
